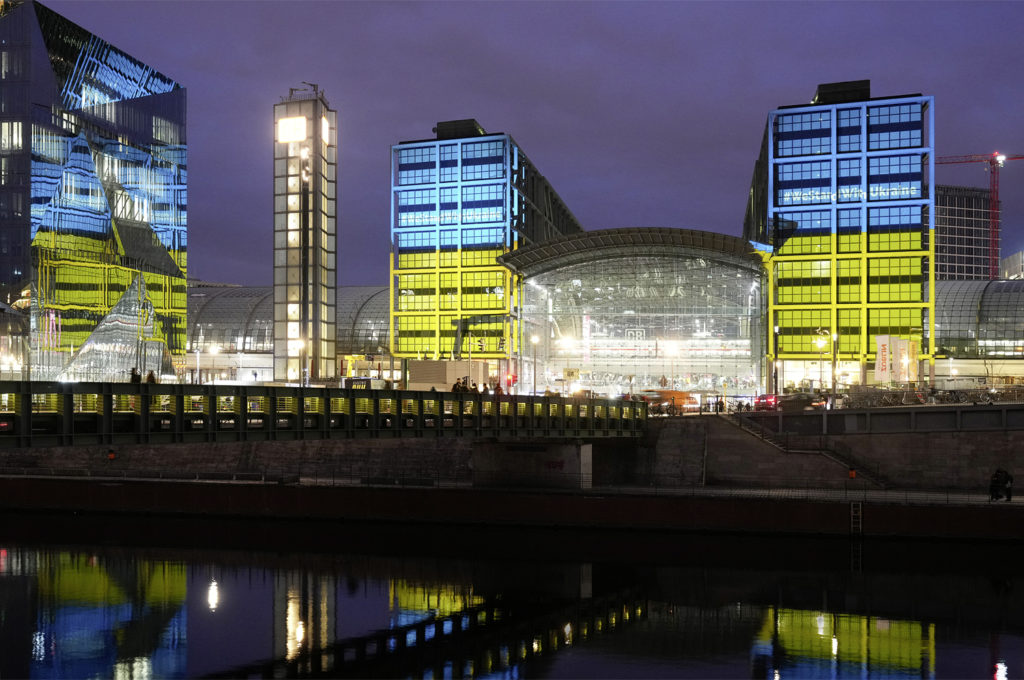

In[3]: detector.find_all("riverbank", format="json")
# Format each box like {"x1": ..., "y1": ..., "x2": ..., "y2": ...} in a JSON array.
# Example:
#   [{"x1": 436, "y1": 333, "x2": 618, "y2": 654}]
[{"x1": 1, "y1": 475, "x2": 1021, "y2": 541}]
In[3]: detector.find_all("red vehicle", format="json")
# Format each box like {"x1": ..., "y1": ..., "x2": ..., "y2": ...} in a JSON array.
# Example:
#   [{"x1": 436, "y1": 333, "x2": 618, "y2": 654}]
[{"x1": 753, "y1": 394, "x2": 779, "y2": 411}]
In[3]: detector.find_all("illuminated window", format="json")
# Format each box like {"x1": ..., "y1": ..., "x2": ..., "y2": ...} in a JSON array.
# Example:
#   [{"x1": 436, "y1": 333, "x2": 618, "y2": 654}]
[
  {"x1": 774, "y1": 111, "x2": 830, "y2": 157},
  {"x1": 277, "y1": 116, "x2": 308, "y2": 143},
  {"x1": 868, "y1": 104, "x2": 923, "y2": 150}
]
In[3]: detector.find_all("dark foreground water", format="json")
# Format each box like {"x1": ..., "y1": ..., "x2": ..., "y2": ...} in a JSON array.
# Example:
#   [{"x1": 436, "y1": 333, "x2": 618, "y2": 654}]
[{"x1": 1, "y1": 512, "x2": 1023, "y2": 679}]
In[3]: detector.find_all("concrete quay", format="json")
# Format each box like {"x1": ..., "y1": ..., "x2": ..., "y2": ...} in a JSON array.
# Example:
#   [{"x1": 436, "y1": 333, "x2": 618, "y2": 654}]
[{"x1": 2, "y1": 411, "x2": 1022, "y2": 540}]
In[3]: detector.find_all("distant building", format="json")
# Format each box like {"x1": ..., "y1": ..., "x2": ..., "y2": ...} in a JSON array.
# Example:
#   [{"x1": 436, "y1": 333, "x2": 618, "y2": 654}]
[
  {"x1": 0, "y1": 0, "x2": 187, "y2": 381},
  {"x1": 935, "y1": 185, "x2": 994, "y2": 280},
  {"x1": 744, "y1": 80, "x2": 935, "y2": 391},
  {"x1": 272, "y1": 86, "x2": 337, "y2": 383},
  {"x1": 389, "y1": 119, "x2": 582, "y2": 364},
  {"x1": 1001, "y1": 250, "x2": 1024, "y2": 280}
]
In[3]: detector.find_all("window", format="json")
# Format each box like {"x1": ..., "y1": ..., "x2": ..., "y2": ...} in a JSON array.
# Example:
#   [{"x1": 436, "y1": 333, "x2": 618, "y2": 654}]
[
  {"x1": 868, "y1": 104, "x2": 923, "y2": 150},
  {"x1": 775, "y1": 309, "x2": 830, "y2": 353},
  {"x1": 775, "y1": 161, "x2": 831, "y2": 205},
  {"x1": 438, "y1": 187, "x2": 458, "y2": 225},
  {"x1": 776, "y1": 260, "x2": 830, "y2": 304},
  {"x1": 837, "y1": 108, "x2": 861, "y2": 152},
  {"x1": 868, "y1": 155, "x2": 922, "y2": 201},
  {"x1": 868, "y1": 257, "x2": 923, "y2": 302},
  {"x1": 774, "y1": 111, "x2": 831, "y2": 157},
  {"x1": 461, "y1": 184, "x2": 503, "y2": 223},
  {"x1": 461, "y1": 141, "x2": 504, "y2": 180},
  {"x1": 439, "y1": 145, "x2": 458, "y2": 182},
  {"x1": 396, "y1": 146, "x2": 436, "y2": 185},
  {"x1": 774, "y1": 210, "x2": 830, "y2": 255},
  {"x1": 0, "y1": 121, "x2": 21, "y2": 151},
  {"x1": 837, "y1": 158, "x2": 862, "y2": 202},
  {"x1": 396, "y1": 189, "x2": 437, "y2": 228}
]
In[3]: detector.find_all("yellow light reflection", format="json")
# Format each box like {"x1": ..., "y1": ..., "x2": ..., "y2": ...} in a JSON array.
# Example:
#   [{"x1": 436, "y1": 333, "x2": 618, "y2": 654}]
[{"x1": 286, "y1": 590, "x2": 303, "y2": 660}]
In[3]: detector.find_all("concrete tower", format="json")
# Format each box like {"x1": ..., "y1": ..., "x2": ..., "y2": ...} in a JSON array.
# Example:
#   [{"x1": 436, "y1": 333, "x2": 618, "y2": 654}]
[{"x1": 273, "y1": 85, "x2": 337, "y2": 384}]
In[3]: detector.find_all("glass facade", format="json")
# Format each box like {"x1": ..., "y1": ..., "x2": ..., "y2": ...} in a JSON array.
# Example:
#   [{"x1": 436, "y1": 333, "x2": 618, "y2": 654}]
[
  {"x1": 506, "y1": 228, "x2": 764, "y2": 397},
  {"x1": 389, "y1": 121, "x2": 582, "y2": 362},
  {"x1": 0, "y1": 1, "x2": 187, "y2": 381},
  {"x1": 748, "y1": 82, "x2": 935, "y2": 390},
  {"x1": 273, "y1": 89, "x2": 337, "y2": 383},
  {"x1": 935, "y1": 185, "x2": 993, "y2": 280}
]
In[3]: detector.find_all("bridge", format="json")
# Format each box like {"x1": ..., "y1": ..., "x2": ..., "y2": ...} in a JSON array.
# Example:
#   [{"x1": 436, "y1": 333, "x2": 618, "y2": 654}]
[
  {"x1": 208, "y1": 590, "x2": 646, "y2": 679},
  {"x1": 0, "y1": 381, "x2": 646, "y2": 449}
]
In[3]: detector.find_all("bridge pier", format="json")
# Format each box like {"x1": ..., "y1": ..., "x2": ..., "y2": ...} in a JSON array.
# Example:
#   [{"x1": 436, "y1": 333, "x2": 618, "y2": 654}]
[{"x1": 471, "y1": 441, "x2": 592, "y2": 489}]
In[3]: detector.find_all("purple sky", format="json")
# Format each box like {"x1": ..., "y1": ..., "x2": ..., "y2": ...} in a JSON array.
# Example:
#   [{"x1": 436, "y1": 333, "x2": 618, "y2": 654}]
[{"x1": 47, "y1": 0, "x2": 1024, "y2": 286}]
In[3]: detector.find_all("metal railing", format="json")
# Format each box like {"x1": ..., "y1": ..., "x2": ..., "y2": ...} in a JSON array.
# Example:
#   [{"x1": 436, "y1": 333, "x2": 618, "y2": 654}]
[{"x1": 0, "y1": 381, "x2": 646, "y2": 448}]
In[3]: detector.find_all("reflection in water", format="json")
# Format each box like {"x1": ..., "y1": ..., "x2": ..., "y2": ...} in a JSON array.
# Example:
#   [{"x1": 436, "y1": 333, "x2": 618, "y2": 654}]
[{"x1": 1, "y1": 529, "x2": 1024, "y2": 678}]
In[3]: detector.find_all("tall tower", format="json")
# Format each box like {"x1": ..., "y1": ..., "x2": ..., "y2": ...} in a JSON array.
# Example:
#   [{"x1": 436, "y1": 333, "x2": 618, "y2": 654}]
[
  {"x1": 0, "y1": 0, "x2": 187, "y2": 382},
  {"x1": 273, "y1": 85, "x2": 336, "y2": 384},
  {"x1": 745, "y1": 81, "x2": 935, "y2": 390}
]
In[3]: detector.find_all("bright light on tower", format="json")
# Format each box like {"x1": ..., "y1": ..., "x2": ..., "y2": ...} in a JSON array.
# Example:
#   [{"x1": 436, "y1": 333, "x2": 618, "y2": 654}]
[{"x1": 277, "y1": 116, "x2": 308, "y2": 143}]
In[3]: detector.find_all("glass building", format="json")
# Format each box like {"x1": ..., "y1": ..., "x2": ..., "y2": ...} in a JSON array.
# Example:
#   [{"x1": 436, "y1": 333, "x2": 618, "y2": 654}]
[
  {"x1": 273, "y1": 85, "x2": 337, "y2": 384},
  {"x1": 935, "y1": 185, "x2": 993, "y2": 280},
  {"x1": 745, "y1": 80, "x2": 935, "y2": 391},
  {"x1": 389, "y1": 119, "x2": 582, "y2": 365},
  {"x1": 188, "y1": 282, "x2": 388, "y2": 384},
  {"x1": 0, "y1": 0, "x2": 187, "y2": 382},
  {"x1": 500, "y1": 228, "x2": 764, "y2": 398}
]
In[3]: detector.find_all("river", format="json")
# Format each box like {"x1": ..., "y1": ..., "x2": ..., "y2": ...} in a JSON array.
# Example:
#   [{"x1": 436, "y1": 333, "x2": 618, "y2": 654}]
[{"x1": 1, "y1": 511, "x2": 1021, "y2": 678}]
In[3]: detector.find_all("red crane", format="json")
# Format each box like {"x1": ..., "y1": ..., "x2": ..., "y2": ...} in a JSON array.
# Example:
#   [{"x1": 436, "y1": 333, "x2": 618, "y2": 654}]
[{"x1": 936, "y1": 152, "x2": 1023, "y2": 278}]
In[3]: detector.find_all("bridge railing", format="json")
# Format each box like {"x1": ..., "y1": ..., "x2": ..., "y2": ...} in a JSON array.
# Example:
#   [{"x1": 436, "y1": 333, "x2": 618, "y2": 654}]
[{"x1": 0, "y1": 381, "x2": 646, "y2": 448}]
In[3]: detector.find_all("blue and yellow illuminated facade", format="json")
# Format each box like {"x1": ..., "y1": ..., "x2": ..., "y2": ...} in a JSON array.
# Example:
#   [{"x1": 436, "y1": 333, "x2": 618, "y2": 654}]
[
  {"x1": 745, "y1": 81, "x2": 935, "y2": 390},
  {"x1": 389, "y1": 119, "x2": 582, "y2": 363},
  {"x1": 0, "y1": 0, "x2": 187, "y2": 381}
]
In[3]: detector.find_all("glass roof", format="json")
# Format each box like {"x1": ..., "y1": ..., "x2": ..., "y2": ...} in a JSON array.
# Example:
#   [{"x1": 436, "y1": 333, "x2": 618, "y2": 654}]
[{"x1": 188, "y1": 283, "x2": 388, "y2": 354}]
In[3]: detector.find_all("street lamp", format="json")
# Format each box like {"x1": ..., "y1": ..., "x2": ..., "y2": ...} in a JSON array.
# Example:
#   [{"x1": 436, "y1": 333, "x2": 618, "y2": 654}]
[
  {"x1": 663, "y1": 340, "x2": 679, "y2": 390},
  {"x1": 531, "y1": 334, "x2": 540, "y2": 395},
  {"x1": 814, "y1": 334, "x2": 827, "y2": 392},
  {"x1": 831, "y1": 332, "x2": 838, "y2": 407}
]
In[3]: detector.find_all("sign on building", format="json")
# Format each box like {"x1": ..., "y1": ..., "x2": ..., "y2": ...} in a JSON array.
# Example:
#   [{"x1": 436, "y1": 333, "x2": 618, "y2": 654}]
[{"x1": 874, "y1": 335, "x2": 891, "y2": 383}]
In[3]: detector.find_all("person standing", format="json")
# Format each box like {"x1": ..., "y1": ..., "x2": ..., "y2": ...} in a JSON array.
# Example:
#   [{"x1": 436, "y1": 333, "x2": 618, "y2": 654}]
[{"x1": 1006, "y1": 471, "x2": 1014, "y2": 502}]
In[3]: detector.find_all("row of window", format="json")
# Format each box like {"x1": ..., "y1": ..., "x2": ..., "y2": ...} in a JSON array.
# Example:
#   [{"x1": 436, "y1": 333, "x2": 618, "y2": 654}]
[
  {"x1": 395, "y1": 141, "x2": 506, "y2": 185},
  {"x1": 774, "y1": 103, "x2": 924, "y2": 157},
  {"x1": 395, "y1": 229, "x2": 506, "y2": 252},
  {"x1": 775, "y1": 308, "x2": 922, "y2": 354},
  {"x1": 396, "y1": 247, "x2": 505, "y2": 270},
  {"x1": 775, "y1": 156, "x2": 924, "y2": 206},
  {"x1": 395, "y1": 184, "x2": 505, "y2": 227}
]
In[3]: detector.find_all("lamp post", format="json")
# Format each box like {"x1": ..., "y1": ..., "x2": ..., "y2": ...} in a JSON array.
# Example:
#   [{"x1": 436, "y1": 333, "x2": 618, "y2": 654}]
[
  {"x1": 772, "y1": 325, "x2": 780, "y2": 394},
  {"x1": 531, "y1": 334, "x2": 539, "y2": 395},
  {"x1": 831, "y1": 332, "x2": 838, "y2": 408},
  {"x1": 814, "y1": 334, "x2": 827, "y2": 392}
]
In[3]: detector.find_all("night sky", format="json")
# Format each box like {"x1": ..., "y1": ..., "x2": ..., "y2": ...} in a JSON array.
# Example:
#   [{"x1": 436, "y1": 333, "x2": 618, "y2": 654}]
[{"x1": 45, "y1": 0, "x2": 1024, "y2": 287}]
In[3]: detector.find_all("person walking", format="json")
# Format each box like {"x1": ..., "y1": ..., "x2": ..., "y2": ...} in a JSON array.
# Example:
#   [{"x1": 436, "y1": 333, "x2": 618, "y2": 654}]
[
  {"x1": 1006, "y1": 471, "x2": 1014, "y2": 502},
  {"x1": 452, "y1": 378, "x2": 463, "y2": 392},
  {"x1": 145, "y1": 370, "x2": 157, "y2": 384}
]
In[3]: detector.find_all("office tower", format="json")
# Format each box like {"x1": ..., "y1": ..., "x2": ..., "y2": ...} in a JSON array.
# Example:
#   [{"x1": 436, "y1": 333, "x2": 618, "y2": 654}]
[
  {"x1": 389, "y1": 119, "x2": 582, "y2": 364},
  {"x1": 0, "y1": 0, "x2": 187, "y2": 381},
  {"x1": 744, "y1": 80, "x2": 935, "y2": 390},
  {"x1": 935, "y1": 185, "x2": 994, "y2": 280},
  {"x1": 273, "y1": 85, "x2": 336, "y2": 384}
]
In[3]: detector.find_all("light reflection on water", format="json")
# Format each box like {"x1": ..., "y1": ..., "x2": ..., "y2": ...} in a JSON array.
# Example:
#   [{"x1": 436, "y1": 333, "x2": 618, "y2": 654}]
[{"x1": 2, "y1": 527, "x2": 1024, "y2": 678}]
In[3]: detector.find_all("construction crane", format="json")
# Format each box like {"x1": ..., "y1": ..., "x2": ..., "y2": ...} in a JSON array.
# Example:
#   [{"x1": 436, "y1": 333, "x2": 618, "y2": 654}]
[{"x1": 936, "y1": 152, "x2": 1023, "y2": 278}]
